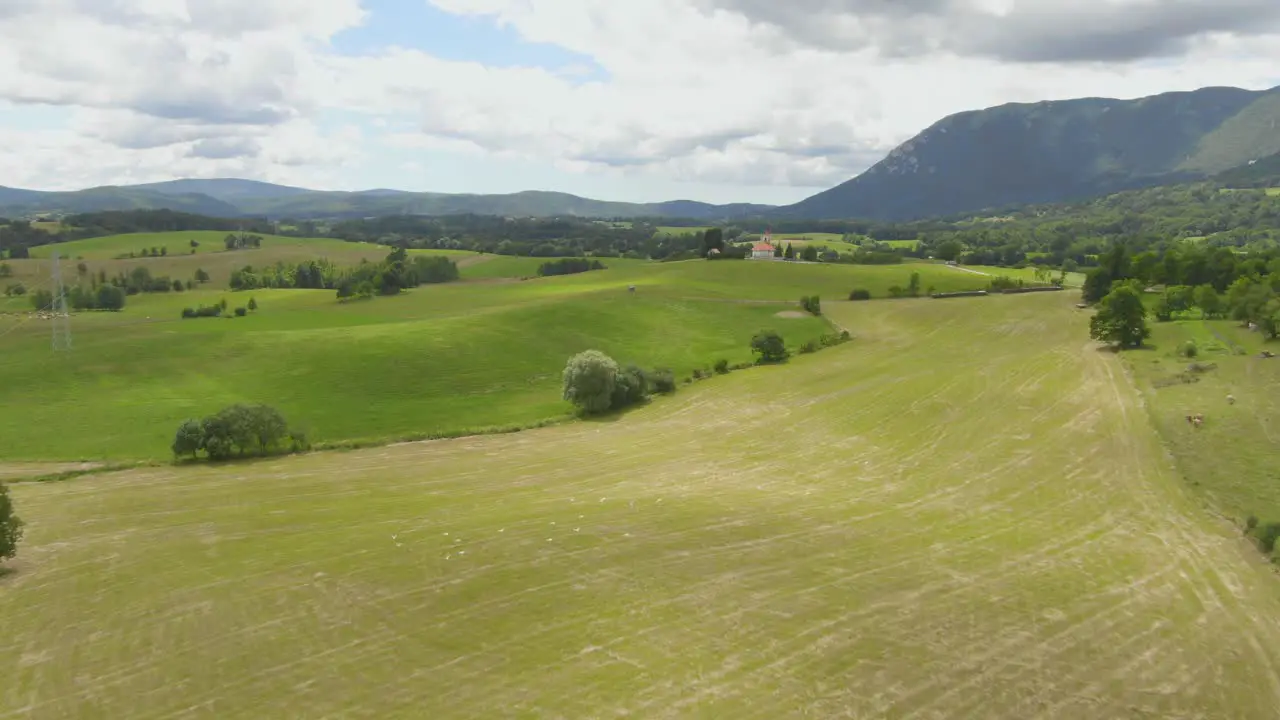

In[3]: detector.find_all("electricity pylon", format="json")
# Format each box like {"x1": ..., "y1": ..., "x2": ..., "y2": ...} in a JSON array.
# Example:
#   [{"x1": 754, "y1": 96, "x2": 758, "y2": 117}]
[{"x1": 50, "y1": 251, "x2": 72, "y2": 351}]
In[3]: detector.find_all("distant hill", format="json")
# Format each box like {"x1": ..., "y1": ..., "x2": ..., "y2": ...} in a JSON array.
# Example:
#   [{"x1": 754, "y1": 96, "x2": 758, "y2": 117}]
[
  {"x1": 782, "y1": 85, "x2": 1280, "y2": 221},
  {"x1": 0, "y1": 185, "x2": 242, "y2": 217},
  {"x1": 0, "y1": 180, "x2": 774, "y2": 221},
  {"x1": 132, "y1": 178, "x2": 317, "y2": 201}
]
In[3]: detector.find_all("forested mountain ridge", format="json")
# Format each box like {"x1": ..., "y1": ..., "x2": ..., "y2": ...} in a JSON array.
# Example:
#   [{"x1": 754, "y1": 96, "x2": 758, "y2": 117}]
[{"x1": 782, "y1": 85, "x2": 1280, "y2": 221}]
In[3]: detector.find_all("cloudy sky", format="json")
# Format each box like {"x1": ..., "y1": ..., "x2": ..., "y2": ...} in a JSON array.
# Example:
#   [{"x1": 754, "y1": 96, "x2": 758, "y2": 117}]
[{"x1": 1, "y1": 0, "x2": 1279, "y2": 204}]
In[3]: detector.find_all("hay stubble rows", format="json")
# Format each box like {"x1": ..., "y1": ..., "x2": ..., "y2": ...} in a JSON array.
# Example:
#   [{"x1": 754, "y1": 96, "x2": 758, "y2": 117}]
[{"x1": 4, "y1": 294, "x2": 1280, "y2": 717}]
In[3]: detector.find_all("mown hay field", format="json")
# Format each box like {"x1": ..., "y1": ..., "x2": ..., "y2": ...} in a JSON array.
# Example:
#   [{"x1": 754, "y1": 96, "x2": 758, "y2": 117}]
[{"x1": 4, "y1": 294, "x2": 1280, "y2": 717}]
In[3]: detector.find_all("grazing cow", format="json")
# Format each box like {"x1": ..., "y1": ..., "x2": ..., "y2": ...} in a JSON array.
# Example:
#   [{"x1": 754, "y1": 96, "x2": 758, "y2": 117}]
[
  {"x1": 628, "y1": 285, "x2": 636, "y2": 294},
  {"x1": 1227, "y1": 394, "x2": 1236, "y2": 405}
]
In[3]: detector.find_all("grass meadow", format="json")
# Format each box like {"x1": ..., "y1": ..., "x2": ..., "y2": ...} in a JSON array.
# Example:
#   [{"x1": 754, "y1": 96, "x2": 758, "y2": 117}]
[
  {"x1": 5, "y1": 293, "x2": 1280, "y2": 717},
  {"x1": 1124, "y1": 314, "x2": 1280, "y2": 526},
  {"x1": 2, "y1": 258, "x2": 996, "y2": 461}
]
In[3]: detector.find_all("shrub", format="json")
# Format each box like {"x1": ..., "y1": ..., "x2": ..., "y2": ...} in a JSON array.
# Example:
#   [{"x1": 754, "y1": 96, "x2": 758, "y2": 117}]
[
  {"x1": 0, "y1": 482, "x2": 23, "y2": 561},
  {"x1": 1247, "y1": 515, "x2": 1259, "y2": 532},
  {"x1": 4, "y1": 283, "x2": 26, "y2": 297},
  {"x1": 184, "y1": 404, "x2": 294, "y2": 461},
  {"x1": 714, "y1": 358, "x2": 729, "y2": 374},
  {"x1": 95, "y1": 284, "x2": 125, "y2": 311},
  {"x1": 692, "y1": 368, "x2": 706, "y2": 380},
  {"x1": 30, "y1": 289, "x2": 53, "y2": 311},
  {"x1": 248, "y1": 297, "x2": 258, "y2": 311},
  {"x1": 849, "y1": 289, "x2": 872, "y2": 301},
  {"x1": 1181, "y1": 340, "x2": 1198, "y2": 359},
  {"x1": 562, "y1": 350, "x2": 619, "y2": 414},
  {"x1": 234, "y1": 307, "x2": 247, "y2": 317},
  {"x1": 171, "y1": 419, "x2": 203, "y2": 458},
  {"x1": 799, "y1": 340, "x2": 818, "y2": 354},
  {"x1": 800, "y1": 295, "x2": 822, "y2": 315},
  {"x1": 887, "y1": 285, "x2": 905, "y2": 298},
  {"x1": 1257, "y1": 522, "x2": 1280, "y2": 554},
  {"x1": 539, "y1": 258, "x2": 606, "y2": 277},
  {"x1": 648, "y1": 368, "x2": 677, "y2": 394},
  {"x1": 751, "y1": 330, "x2": 789, "y2": 364},
  {"x1": 611, "y1": 364, "x2": 649, "y2": 409},
  {"x1": 181, "y1": 307, "x2": 196, "y2": 319}
]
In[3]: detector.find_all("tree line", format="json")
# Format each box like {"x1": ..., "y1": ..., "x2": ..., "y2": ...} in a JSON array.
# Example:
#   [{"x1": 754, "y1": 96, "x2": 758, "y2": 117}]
[{"x1": 172, "y1": 404, "x2": 307, "y2": 461}]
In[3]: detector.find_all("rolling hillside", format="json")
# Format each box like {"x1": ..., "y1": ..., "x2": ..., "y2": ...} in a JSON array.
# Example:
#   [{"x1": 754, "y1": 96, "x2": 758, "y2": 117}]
[
  {"x1": 783, "y1": 85, "x2": 1280, "y2": 221},
  {"x1": 0, "y1": 180, "x2": 773, "y2": 222}
]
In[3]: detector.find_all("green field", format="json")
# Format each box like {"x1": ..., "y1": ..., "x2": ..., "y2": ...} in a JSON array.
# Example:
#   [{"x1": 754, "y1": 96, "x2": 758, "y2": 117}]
[
  {"x1": 950, "y1": 264, "x2": 1087, "y2": 288},
  {"x1": 7, "y1": 259, "x2": 996, "y2": 461},
  {"x1": 6, "y1": 293, "x2": 1280, "y2": 716},
  {"x1": 654, "y1": 226, "x2": 711, "y2": 237},
  {"x1": 1124, "y1": 314, "x2": 1280, "y2": 525},
  {"x1": 27, "y1": 231, "x2": 376, "y2": 261}
]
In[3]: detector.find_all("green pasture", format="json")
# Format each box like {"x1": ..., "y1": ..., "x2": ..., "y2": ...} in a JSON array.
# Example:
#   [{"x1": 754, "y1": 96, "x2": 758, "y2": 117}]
[
  {"x1": 956, "y1": 264, "x2": 1087, "y2": 288},
  {"x1": 21, "y1": 232, "x2": 393, "y2": 289},
  {"x1": 654, "y1": 226, "x2": 711, "y2": 237},
  {"x1": 5, "y1": 259, "x2": 917, "y2": 461},
  {"x1": 28, "y1": 231, "x2": 372, "y2": 261},
  {"x1": 5, "y1": 293, "x2": 1280, "y2": 716},
  {"x1": 1124, "y1": 314, "x2": 1280, "y2": 526}
]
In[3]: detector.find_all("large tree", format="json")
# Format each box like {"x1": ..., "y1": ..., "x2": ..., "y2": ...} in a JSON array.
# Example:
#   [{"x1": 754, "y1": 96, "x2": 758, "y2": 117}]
[
  {"x1": 1090, "y1": 285, "x2": 1150, "y2": 349},
  {"x1": 562, "y1": 350, "x2": 619, "y2": 414},
  {"x1": 701, "y1": 228, "x2": 725, "y2": 257},
  {"x1": 751, "y1": 330, "x2": 789, "y2": 364}
]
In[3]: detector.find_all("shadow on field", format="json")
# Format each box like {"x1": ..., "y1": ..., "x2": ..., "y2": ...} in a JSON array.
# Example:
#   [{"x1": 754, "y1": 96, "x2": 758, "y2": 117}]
[{"x1": 1097, "y1": 344, "x2": 1160, "y2": 354}]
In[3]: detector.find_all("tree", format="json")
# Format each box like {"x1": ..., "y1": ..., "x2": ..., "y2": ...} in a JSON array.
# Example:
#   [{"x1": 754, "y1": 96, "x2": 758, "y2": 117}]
[
  {"x1": 701, "y1": 228, "x2": 724, "y2": 257},
  {"x1": 194, "y1": 268, "x2": 210, "y2": 284},
  {"x1": 800, "y1": 245, "x2": 819, "y2": 262},
  {"x1": 1194, "y1": 284, "x2": 1222, "y2": 318},
  {"x1": 935, "y1": 240, "x2": 963, "y2": 262},
  {"x1": 1090, "y1": 285, "x2": 1149, "y2": 349},
  {"x1": 800, "y1": 295, "x2": 822, "y2": 315},
  {"x1": 1081, "y1": 268, "x2": 1113, "y2": 304},
  {"x1": 96, "y1": 284, "x2": 126, "y2": 311},
  {"x1": 784, "y1": 243, "x2": 795, "y2": 260},
  {"x1": 0, "y1": 482, "x2": 22, "y2": 561},
  {"x1": 161, "y1": 247, "x2": 168, "y2": 256},
  {"x1": 30, "y1": 288, "x2": 53, "y2": 310},
  {"x1": 172, "y1": 279, "x2": 184, "y2": 292},
  {"x1": 0, "y1": 263, "x2": 10, "y2": 278},
  {"x1": 908, "y1": 272, "x2": 921, "y2": 297},
  {"x1": 611, "y1": 364, "x2": 649, "y2": 409},
  {"x1": 562, "y1": 350, "x2": 619, "y2": 414},
  {"x1": 248, "y1": 297, "x2": 258, "y2": 311},
  {"x1": 751, "y1": 330, "x2": 789, "y2": 364},
  {"x1": 190, "y1": 239, "x2": 200, "y2": 249},
  {"x1": 773, "y1": 244, "x2": 783, "y2": 258},
  {"x1": 171, "y1": 419, "x2": 203, "y2": 459}
]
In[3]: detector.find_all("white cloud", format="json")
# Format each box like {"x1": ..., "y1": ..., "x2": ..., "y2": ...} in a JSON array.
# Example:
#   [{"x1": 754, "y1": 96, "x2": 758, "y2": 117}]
[{"x1": 0, "y1": 0, "x2": 1278, "y2": 201}]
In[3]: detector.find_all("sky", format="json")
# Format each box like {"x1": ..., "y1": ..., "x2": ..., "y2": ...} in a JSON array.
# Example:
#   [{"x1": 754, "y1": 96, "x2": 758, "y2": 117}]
[{"x1": 1, "y1": 0, "x2": 1279, "y2": 205}]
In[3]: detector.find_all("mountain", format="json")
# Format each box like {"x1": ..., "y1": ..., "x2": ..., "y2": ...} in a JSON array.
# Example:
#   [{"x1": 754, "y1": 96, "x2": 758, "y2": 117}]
[
  {"x1": 783, "y1": 85, "x2": 1280, "y2": 221},
  {"x1": 0, "y1": 180, "x2": 773, "y2": 221},
  {"x1": 0, "y1": 185, "x2": 242, "y2": 217},
  {"x1": 1215, "y1": 151, "x2": 1280, "y2": 188},
  {"x1": 132, "y1": 178, "x2": 316, "y2": 201}
]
